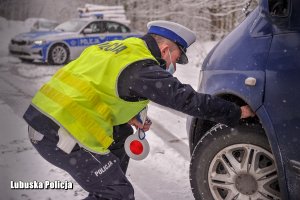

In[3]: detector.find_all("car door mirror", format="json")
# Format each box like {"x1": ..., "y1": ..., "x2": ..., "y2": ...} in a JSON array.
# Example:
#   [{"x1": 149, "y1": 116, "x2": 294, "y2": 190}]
[{"x1": 83, "y1": 28, "x2": 93, "y2": 34}]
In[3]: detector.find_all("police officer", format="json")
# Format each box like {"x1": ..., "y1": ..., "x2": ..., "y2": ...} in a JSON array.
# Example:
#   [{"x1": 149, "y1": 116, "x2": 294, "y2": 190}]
[{"x1": 23, "y1": 20, "x2": 254, "y2": 200}]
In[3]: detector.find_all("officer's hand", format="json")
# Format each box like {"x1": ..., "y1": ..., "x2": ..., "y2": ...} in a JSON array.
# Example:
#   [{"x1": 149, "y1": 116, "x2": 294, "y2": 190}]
[
  {"x1": 128, "y1": 117, "x2": 152, "y2": 132},
  {"x1": 240, "y1": 105, "x2": 255, "y2": 118},
  {"x1": 142, "y1": 118, "x2": 152, "y2": 132}
]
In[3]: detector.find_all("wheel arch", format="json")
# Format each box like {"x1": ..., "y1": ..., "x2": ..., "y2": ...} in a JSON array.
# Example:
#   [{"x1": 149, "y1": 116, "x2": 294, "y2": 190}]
[{"x1": 189, "y1": 93, "x2": 261, "y2": 153}]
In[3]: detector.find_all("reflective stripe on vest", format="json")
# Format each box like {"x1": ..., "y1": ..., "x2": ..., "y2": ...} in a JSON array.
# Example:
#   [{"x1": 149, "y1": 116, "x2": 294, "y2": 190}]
[
  {"x1": 54, "y1": 69, "x2": 111, "y2": 120},
  {"x1": 39, "y1": 84, "x2": 113, "y2": 148},
  {"x1": 32, "y1": 37, "x2": 158, "y2": 153}
]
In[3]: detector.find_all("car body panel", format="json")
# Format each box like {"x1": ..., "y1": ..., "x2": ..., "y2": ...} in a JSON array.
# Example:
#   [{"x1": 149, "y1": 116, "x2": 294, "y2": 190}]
[
  {"x1": 264, "y1": 32, "x2": 300, "y2": 199},
  {"x1": 9, "y1": 18, "x2": 142, "y2": 63},
  {"x1": 255, "y1": 105, "x2": 290, "y2": 198},
  {"x1": 187, "y1": 0, "x2": 300, "y2": 199},
  {"x1": 202, "y1": 6, "x2": 272, "y2": 72}
]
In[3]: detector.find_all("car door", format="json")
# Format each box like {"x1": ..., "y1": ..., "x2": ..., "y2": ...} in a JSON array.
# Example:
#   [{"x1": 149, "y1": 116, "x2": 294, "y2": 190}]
[
  {"x1": 67, "y1": 21, "x2": 105, "y2": 59},
  {"x1": 264, "y1": 1, "x2": 300, "y2": 199}
]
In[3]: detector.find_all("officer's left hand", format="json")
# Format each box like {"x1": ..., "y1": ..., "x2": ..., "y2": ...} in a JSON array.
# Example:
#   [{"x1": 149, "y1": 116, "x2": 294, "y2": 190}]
[{"x1": 128, "y1": 117, "x2": 152, "y2": 132}]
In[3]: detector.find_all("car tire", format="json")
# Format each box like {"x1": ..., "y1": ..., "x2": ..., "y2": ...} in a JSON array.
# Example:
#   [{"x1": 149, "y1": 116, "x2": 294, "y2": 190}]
[
  {"x1": 48, "y1": 43, "x2": 69, "y2": 65},
  {"x1": 190, "y1": 123, "x2": 281, "y2": 200}
]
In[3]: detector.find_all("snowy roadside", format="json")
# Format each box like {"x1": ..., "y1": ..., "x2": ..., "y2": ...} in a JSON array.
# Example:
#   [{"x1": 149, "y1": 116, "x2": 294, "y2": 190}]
[
  {"x1": 0, "y1": 100, "x2": 88, "y2": 199},
  {"x1": 0, "y1": 17, "x2": 218, "y2": 200}
]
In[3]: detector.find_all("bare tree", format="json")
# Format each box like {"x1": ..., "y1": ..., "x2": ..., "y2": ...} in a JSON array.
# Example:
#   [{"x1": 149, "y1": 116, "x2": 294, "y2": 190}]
[
  {"x1": 0, "y1": 0, "x2": 257, "y2": 41},
  {"x1": 124, "y1": 0, "x2": 254, "y2": 41}
]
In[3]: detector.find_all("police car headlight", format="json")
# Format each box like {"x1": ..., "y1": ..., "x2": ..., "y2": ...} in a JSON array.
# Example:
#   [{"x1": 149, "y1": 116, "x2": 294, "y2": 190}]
[{"x1": 33, "y1": 40, "x2": 46, "y2": 45}]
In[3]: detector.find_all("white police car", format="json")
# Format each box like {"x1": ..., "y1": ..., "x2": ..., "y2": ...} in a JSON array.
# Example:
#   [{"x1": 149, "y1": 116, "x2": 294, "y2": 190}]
[{"x1": 9, "y1": 18, "x2": 142, "y2": 65}]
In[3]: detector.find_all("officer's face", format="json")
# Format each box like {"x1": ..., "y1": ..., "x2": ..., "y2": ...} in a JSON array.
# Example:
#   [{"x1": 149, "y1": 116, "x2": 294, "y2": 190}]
[{"x1": 161, "y1": 44, "x2": 181, "y2": 70}]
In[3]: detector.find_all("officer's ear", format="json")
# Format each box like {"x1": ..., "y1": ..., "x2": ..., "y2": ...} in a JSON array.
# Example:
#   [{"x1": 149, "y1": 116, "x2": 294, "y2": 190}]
[{"x1": 160, "y1": 44, "x2": 170, "y2": 58}]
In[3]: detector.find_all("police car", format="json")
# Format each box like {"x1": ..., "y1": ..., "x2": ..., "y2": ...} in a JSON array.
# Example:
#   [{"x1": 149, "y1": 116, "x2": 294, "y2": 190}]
[{"x1": 9, "y1": 18, "x2": 142, "y2": 65}]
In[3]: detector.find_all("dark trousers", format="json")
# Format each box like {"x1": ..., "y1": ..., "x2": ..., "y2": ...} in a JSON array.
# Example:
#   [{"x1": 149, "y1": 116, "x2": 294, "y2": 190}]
[{"x1": 29, "y1": 123, "x2": 134, "y2": 200}]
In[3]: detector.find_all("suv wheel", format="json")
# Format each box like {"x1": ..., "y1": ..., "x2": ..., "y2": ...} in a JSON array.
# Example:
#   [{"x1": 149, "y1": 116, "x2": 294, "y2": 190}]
[
  {"x1": 48, "y1": 43, "x2": 69, "y2": 65},
  {"x1": 190, "y1": 124, "x2": 281, "y2": 200}
]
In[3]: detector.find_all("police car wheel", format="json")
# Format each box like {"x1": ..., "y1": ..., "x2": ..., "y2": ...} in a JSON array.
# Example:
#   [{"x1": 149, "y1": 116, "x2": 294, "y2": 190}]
[
  {"x1": 48, "y1": 43, "x2": 69, "y2": 65},
  {"x1": 190, "y1": 123, "x2": 280, "y2": 200}
]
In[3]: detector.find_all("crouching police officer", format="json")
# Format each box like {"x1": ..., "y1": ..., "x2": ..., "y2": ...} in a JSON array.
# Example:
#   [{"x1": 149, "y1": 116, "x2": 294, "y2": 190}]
[{"x1": 23, "y1": 20, "x2": 254, "y2": 200}]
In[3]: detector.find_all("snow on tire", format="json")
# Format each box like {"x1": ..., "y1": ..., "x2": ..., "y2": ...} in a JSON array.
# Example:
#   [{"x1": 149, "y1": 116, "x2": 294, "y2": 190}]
[{"x1": 190, "y1": 123, "x2": 281, "y2": 200}]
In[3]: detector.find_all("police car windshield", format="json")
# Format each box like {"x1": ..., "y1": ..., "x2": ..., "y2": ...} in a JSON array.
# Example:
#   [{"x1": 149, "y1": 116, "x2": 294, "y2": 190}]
[{"x1": 54, "y1": 20, "x2": 87, "y2": 32}]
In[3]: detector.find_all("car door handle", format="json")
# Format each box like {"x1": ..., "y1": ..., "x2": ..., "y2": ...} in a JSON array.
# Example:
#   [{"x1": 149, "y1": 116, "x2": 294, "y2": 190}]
[{"x1": 245, "y1": 77, "x2": 256, "y2": 86}]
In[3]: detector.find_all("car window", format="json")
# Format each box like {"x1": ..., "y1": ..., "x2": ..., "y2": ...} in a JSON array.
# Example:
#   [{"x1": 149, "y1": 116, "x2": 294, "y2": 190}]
[
  {"x1": 269, "y1": 0, "x2": 288, "y2": 16},
  {"x1": 85, "y1": 22, "x2": 105, "y2": 34},
  {"x1": 105, "y1": 22, "x2": 130, "y2": 33},
  {"x1": 290, "y1": 0, "x2": 300, "y2": 29},
  {"x1": 54, "y1": 20, "x2": 87, "y2": 32}
]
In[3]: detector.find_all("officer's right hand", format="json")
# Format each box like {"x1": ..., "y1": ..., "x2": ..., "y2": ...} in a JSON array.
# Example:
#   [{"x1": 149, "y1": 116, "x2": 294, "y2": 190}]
[{"x1": 240, "y1": 105, "x2": 255, "y2": 118}]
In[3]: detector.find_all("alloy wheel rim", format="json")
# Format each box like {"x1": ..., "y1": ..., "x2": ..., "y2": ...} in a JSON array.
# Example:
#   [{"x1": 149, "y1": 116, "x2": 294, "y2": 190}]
[
  {"x1": 51, "y1": 46, "x2": 67, "y2": 64},
  {"x1": 208, "y1": 144, "x2": 280, "y2": 199}
]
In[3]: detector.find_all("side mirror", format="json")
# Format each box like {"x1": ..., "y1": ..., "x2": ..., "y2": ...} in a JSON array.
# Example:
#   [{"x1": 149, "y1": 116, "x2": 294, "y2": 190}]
[
  {"x1": 83, "y1": 28, "x2": 93, "y2": 34},
  {"x1": 259, "y1": 0, "x2": 270, "y2": 14}
]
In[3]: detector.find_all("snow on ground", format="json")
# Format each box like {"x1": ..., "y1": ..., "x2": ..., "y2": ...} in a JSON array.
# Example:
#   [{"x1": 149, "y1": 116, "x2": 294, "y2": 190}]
[{"x1": 0, "y1": 17, "x2": 217, "y2": 200}]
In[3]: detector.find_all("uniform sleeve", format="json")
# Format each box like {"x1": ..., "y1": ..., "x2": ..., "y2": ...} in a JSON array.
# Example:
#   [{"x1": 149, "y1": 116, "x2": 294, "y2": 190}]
[{"x1": 117, "y1": 60, "x2": 241, "y2": 127}]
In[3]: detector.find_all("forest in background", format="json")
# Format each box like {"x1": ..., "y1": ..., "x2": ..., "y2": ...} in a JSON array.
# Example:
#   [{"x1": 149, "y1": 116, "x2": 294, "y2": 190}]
[{"x1": 0, "y1": 0, "x2": 257, "y2": 41}]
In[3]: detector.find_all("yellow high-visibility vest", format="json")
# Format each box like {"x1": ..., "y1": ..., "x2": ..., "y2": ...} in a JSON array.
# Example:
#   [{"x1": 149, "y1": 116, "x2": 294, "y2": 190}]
[{"x1": 32, "y1": 37, "x2": 158, "y2": 153}]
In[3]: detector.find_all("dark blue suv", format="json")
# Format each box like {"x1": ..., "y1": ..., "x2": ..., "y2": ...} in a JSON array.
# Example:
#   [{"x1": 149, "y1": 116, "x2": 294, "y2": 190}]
[{"x1": 187, "y1": 0, "x2": 300, "y2": 199}]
